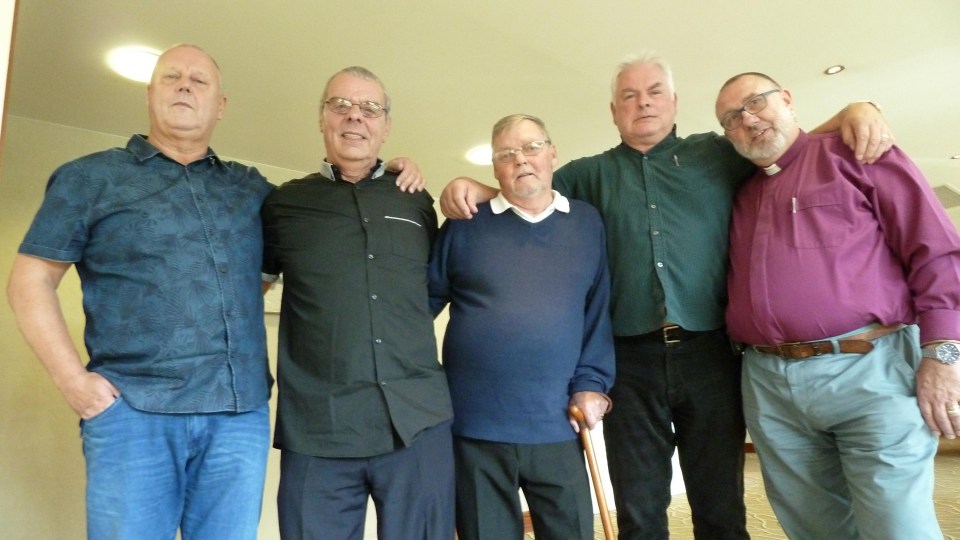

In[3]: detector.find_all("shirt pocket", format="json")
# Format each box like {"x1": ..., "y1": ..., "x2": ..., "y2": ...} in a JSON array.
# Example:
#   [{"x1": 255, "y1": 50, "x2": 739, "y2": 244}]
[
  {"x1": 787, "y1": 195, "x2": 846, "y2": 249},
  {"x1": 384, "y1": 212, "x2": 430, "y2": 263}
]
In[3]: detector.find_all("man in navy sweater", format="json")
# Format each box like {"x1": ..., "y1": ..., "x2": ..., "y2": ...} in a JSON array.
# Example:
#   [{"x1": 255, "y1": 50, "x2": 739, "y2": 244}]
[{"x1": 429, "y1": 114, "x2": 616, "y2": 540}]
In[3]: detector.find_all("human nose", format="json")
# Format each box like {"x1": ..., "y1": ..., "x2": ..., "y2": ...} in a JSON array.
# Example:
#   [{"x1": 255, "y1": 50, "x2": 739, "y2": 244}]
[
  {"x1": 344, "y1": 101, "x2": 364, "y2": 120},
  {"x1": 740, "y1": 108, "x2": 760, "y2": 127},
  {"x1": 511, "y1": 149, "x2": 528, "y2": 164}
]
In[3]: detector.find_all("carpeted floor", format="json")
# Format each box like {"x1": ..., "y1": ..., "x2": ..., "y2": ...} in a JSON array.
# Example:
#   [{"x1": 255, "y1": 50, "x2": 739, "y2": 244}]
[{"x1": 529, "y1": 446, "x2": 960, "y2": 539}]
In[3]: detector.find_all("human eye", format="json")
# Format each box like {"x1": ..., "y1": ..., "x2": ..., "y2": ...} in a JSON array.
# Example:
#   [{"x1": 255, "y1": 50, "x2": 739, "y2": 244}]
[
  {"x1": 329, "y1": 98, "x2": 351, "y2": 113},
  {"x1": 360, "y1": 101, "x2": 384, "y2": 117},
  {"x1": 492, "y1": 149, "x2": 513, "y2": 162},
  {"x1": 522, "y1": 141, "x2": 545, "y2": 154}
]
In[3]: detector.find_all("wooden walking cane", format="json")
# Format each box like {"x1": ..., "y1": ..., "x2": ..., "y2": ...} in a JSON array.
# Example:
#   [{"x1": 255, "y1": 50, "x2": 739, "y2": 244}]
[{"x1": 569, "y1": 404, "x2": 615, "y2": 540}]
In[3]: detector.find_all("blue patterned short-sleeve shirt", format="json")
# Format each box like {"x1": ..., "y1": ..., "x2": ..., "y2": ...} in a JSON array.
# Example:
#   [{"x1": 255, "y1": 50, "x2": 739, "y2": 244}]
[{"x1": 19, "y1": 135, "x2": 275, "y2": 413}]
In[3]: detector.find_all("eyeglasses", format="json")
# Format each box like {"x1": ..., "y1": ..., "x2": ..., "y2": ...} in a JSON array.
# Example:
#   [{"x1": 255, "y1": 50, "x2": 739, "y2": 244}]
[
  {"x1": 719, "y1": 89, "x2": 781, "y2": 131},
  {"x1": 491, "y1": 140, "x2": 551, "y2": 163},
  {"x1": 324, "y1": 97, "x2": 388, "y2": 118}
]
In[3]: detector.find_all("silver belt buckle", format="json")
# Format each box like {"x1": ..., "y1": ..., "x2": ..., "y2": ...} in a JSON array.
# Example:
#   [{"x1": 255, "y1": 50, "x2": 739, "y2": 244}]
[{"x1": 663, "y1": 325, "x2": 682, "y2": 345}]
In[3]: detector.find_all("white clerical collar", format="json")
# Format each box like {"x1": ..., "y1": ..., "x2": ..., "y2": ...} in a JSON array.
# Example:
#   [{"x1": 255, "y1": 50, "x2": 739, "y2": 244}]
[
  {"x1": 762, "y1": 163, "x2": 782, "y2": 176},
  {"x1": 490, "y1": 190, "x2": 569, "y2": 223}
]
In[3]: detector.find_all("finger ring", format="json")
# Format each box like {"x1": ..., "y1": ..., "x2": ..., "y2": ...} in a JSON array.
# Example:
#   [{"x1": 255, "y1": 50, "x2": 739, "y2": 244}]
[{"x1": 947, "y1": 404, "x2": 960, "y2": 416}]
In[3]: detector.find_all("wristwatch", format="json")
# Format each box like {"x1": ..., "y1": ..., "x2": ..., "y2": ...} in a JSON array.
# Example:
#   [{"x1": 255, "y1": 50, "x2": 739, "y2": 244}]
[{"x1": 921, "y1": 341, "x2": 960, "y2": 365}]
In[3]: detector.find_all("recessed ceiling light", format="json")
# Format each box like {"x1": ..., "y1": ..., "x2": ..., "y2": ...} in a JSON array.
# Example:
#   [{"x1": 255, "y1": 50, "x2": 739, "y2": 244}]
[
  {"x1": 107, "y1": 46, "x2": 161, "y2": 83},
  {"x1": 466, "y1": 144, "x2": 492, "y2": 165},
  {"x1": 823, "y1": 64, "x2": 845, "y2": 75},
  {"x1": 952, "y1": 154, "x2": 960, "y2": 160}
]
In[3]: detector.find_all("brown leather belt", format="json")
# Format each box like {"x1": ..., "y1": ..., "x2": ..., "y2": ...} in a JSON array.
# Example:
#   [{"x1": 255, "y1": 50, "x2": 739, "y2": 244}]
[{"x1": 751, "y1": 324, "x2": 904, "y2": 360}]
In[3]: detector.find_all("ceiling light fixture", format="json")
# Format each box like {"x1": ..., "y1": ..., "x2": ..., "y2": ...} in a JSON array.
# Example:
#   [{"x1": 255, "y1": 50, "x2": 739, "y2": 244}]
[
  {"x1": 466, "y1": 144, "x2": 492, "y2": 165},
  {"x1": 823, "y1": 64, "x2": 845, "y2": 75},
  {"x1": 952, "y1": 154, "x2": 960, "y2": 160},
  {"x1": 107, "y1": 46, "x2": 161, "y2": 83}
]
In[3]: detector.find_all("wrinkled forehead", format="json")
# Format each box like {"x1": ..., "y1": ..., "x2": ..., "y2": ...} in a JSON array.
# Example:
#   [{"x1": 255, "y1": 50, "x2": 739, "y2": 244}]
[
  {"x1": 717, "y1": 75, "x2": 767, "y2": 109},
  {"x1": 154, "y1": 46, "x2": 221, "y2": 80},
  {"x1": 325, "y1": 73, "x2": 386, "y2": 102},
  {"x1": 492, "y1": 119, "x2": 547, "y2": 148}
]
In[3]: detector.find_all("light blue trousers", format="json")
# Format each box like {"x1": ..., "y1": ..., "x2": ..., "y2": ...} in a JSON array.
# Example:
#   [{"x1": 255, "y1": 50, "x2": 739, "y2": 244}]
[
  {"x1": 81, "y1": 398, "x2": 270, "y2": 540},
  {"x1": 743, "y1": 324, "x2": 942, "y2": 539}
]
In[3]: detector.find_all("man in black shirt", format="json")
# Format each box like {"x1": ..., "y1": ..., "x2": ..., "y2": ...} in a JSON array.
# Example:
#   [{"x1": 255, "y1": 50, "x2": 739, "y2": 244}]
[{"x1": 262, "y1": 66, "x2": 454, "y2": 540}]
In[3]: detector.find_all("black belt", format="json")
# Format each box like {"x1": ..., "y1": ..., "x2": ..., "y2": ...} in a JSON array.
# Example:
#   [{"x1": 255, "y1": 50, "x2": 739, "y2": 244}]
[{"x1": 616, "y1": 325, "x2": 718, "y2": 346}]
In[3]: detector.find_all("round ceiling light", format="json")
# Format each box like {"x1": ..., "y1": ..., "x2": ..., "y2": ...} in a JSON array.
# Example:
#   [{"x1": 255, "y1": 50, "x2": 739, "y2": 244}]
[
  {"x1": 107, "y1": 46, "x2": 161, "y2": 83},
  {"x1": 823, "y1": 64, "x2": 845, "y2": 75},
  {"x1": 465, "y1": 144, "x2": 492, "y2": 165}
]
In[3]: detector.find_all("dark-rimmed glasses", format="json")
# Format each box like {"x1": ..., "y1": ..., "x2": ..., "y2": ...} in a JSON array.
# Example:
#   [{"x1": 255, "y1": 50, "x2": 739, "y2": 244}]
[{"x1": 720, "y1": 89, "x2": 780, "y2": 131}]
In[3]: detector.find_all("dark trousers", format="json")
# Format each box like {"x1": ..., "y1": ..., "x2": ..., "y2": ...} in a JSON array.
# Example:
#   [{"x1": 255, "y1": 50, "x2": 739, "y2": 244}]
[
  {"x1": 454, "y1": 437, "x2": 594, "y2": 540},
  {"x1": 604, "y1": 330, "x2": 748, "y2": 540},
  {"x1": 277, "y1": 419, "x2": 455, "y2": 540}
]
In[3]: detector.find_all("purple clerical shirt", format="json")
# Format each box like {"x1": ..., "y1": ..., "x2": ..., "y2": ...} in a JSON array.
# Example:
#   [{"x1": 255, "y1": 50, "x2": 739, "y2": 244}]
[{"x1": 726, "y1": 131, "x2": 960, "y2": 346}]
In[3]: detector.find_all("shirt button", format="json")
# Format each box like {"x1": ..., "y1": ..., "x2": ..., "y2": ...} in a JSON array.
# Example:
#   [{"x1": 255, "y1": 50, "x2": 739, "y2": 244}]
[
  {"x1": 363, "y1": 217, "x2": 370, "y2": 223},
  {"x1": 650, "y1": 204, "x2": 657, "y2": 209},
  {"x1": 371, "y1": 294, "x2": 378, "y2": 300},
  {"x1": 374, "y1": 338, "x2": 382, "y2": 344},
  {"x1": 652, "y1": 230, "x2": 660, "y2": 236},
  {"x1": 656, "y1": 262, "x2": 664, "y2": 268},
  {"x1": 368, "y1": 254, "x2": 375, "y2": 259},
  {"x1": 380, "y1": 381, "x2": 387, "y2": 386}
]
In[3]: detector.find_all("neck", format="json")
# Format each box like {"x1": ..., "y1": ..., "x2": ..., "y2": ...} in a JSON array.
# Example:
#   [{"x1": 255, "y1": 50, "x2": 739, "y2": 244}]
[
  {"x1": 147, "y1": 130, "x2": 210, "y2": 165},
  {"x1": 624, "y1": 133, "x2": 669, "y2": 154},
  {"x1": 331, "y1": 158, "x2": 377, "y2": 183},
  {"x1": 506, "y1": 191, "x2": 554, "y2": 216}
]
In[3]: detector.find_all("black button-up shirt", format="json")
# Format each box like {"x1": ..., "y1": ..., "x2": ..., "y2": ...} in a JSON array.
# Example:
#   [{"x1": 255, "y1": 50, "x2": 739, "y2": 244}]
[{"x1": 262, "y1": 162, "x2": 452, "y2": 458}]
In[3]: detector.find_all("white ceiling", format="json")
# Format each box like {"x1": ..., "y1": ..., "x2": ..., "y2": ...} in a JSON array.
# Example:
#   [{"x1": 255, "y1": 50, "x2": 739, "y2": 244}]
[{"x1": 6, "y1": 0, "x2": 960, "y2": 194}]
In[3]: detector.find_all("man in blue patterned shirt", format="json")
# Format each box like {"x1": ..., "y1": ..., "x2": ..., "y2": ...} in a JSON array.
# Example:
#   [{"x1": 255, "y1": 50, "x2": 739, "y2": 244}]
[{"x1": 7, "y1": 44, "x2": 273, "y2": 540}]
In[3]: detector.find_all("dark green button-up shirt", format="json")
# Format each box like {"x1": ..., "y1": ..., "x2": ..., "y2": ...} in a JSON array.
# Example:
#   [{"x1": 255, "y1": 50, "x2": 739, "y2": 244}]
[
  {"x1": 262, "y1": 162, "x2": 452, "y2": 458},
  {"x1": 554, "y1": 129, "x2": 753, "y2": 336}
]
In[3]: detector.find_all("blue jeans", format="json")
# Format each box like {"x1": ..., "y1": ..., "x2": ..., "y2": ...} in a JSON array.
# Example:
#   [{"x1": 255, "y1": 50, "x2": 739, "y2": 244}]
[
  {"x1": 743, "y1": 324, "x2": 942, "y2": 539},
  {"x1": 80, "y1": 397, "x2": 270, "y2": 540}
]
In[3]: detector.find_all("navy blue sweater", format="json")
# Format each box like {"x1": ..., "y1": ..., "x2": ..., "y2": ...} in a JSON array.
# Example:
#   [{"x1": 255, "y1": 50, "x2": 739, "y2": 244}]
[{"x1": 428, "y1": 200, "x2": 615, "y2": 444}]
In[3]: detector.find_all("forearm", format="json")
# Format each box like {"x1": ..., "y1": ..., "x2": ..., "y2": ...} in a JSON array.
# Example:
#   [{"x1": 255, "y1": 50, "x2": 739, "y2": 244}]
[{"x1": 8, "y1": 260, "x2": 87, "y2": 391}]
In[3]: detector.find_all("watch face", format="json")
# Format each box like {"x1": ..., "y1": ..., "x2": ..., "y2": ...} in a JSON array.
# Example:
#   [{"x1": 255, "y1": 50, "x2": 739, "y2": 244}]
[{"x1": 937, "y1": 343, "x2": 960, "y2": 364}]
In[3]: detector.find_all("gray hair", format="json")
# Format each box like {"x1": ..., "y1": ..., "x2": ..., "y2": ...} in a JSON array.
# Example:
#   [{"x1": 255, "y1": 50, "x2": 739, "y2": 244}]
[
  {"x1": 611, "y1": 50, "x2": 675, "y2": 98},
  {"x1": 320, "y1": 66, "x2": 391, "y2": 116},
  {"x1": 491, "y1": 113, "x2": 551, "y2": 144}
]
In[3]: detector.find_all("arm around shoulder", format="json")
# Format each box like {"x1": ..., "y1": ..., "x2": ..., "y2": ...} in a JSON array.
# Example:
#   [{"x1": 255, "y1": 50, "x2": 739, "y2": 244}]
[{"x1": 439, "y1": 177, "x2": 499, "y2": 220}]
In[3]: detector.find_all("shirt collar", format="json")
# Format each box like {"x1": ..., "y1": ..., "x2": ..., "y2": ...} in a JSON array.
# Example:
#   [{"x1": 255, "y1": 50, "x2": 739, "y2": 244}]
[
  {"x1": 491, "y1": 190, "x2": 569, "y2": 223},
  {"x1": 761, "y1": 130, "x2": 808, "y2": 176},
  {"x1": 617, "y1": 125, "x2": 679, "y2": 156},
  {"x1": 128, "y1": 134, "x2": 223, "y2": 168},
  {"x1": 318, "y1": 159, "x2": 386, "y2": 182}
]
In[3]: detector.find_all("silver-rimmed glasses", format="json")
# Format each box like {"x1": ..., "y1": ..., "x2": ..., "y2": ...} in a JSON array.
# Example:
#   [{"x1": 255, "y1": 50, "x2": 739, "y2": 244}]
[
  {"x1": 491, "y1": 140, "x2": 551, "y2": 163},
  {"x1": 324, "y1": 97, "x2": 388, "y2": 118}
]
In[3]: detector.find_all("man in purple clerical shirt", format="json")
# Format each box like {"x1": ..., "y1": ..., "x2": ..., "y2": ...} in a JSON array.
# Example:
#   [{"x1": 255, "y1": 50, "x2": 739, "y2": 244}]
[{"x1": 717, "y1": 71, "x2": 960, "y2": 540}]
